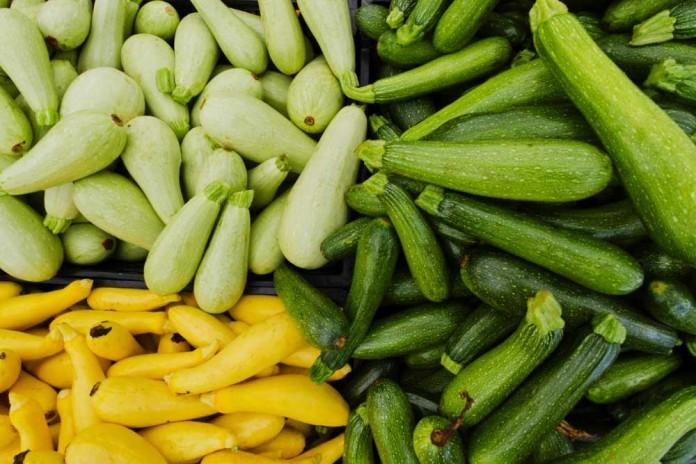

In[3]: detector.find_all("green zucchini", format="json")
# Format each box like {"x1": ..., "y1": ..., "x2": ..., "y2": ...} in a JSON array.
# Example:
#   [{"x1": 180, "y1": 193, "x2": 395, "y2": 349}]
[
  {"x1": 408, "y1": 392, "x2": 442, "y2": 419},
  {"x1": 468, "y1": 314, "x2": 625, "y2": 464},
  {"x1": 279, "y1": 105, "x2": 366, "y2": 269},
  {"x1": 459, "y1": 248, "x2": 680, "y2": 354},
  {"x1": 50, "y1": 59, "x2": 78, "y2": 99},
  {"x1": 0, "y1": 9, "x2": 58, "y2": 126},
  {"x1": 345, "y1": 37, "x2": 511, "y2": 103},
  {"x1": 645, "y1": 59, "x2": 696, "y2": 104},
  {"x1": 134, "y1": 1, "x2": 180, "y2": 41},
  {"x1": 645, "y1": 279, "x2": 696, "y2": 334},
  {"x1": 0, "y1": 112, "x2": 127, "y2": 195},
  {"x1": 377, "y1": 31, "x2": 441, "y2": 69},
  {"x1": 356, "y1": 3, "x2": 390, "y2": 40},
  {"x1": 123, "y1": 0, "x2": 139, "y2": 37},
  {"x1": 441, "y1": 304, "x2": 519, "y2": 374},
  {"x1": 73, "y1": 172, "x2": 165, "y2": 251},
  {"x1": 587, "y1": 353, "x2": 683, "y2": 404},
  {"x1": 258, "y1": 0, "x2": 305, "y2": 75},
  {"x1": 181, "y1": 127, "x2": 217, "y2": 200},
  {"x1": 78, "y1": 0, "x2": 128, "y2": 71},
  {"x1": 397, "y1": 0, "x2": 450, "y2": 45},
  {"x1": 634, "y1": 243, "x2": 692, "y2": 279},
  {"x1": 121, "y1": 34, "x2": 189, "y2": 139},
  {"x1": 287, "y1": 56, "x2": 344, "y2": 134},
  {"x1": 60, "y1": 67, "x2": 145, "y2": 124},
  {"x1": 144, "y1": 181, "x2": 228, "y2": 294},
  {"x1": 196, "y1": 148, "x2": 247, "y2": 196},
  {"x1": 43, "y1": 183, "x2": 79, "y2": 234},
  {"x1": 387, "y1": 0, "x2": 417, "y2": 29},
  {"x1": 199, "y1": 95, "x2": 316, "y2": 173},
  {"x1": 413, "y1": 415, "x2": 466, "y2": 464},
  {"x1": 389, "y1": 97, "x2": 437, "y2": 131},
  {"x1": 194, "y1": 190, "x2": 253, "y2": 314},
  {"x1": 346, "y1": 184, "x2": 386, "y2": 217},
  {"x1": 171, "y1": 13, "x2": 219, "y2": 104},
  {"x1": 258, "y1": 71, "x2": 292, "y2": 117},
  {"x1": 557, "y1": 386, "x2": 696, "y2": 463},
  {"x1": 530, "y1": 430, "x2": 575, "y2": 463},
  {"x1": 479, "y1": 12, "x2": 529, "y2": 47},
  {"x1": 368, "y1": 379, "x2": 419, "y2": 464},
  {"x1": 273, "y1": 262, "x2": 349, "y2": 350},
  {"x1": 354, "y1": 301, "x2": 469, "y2": 360},
  {"x1": 0, "y1": 86, "x2": 32, "y2": 156},
  {"x1": 664, "y1": 107, "x2": 696, "y2": 138},
  {"x1": 114, "y1": 241, "x2": 148, "y2": 263},
  {"x1": 62, "y1": 223, "x2": 117, "y2": 265},
  {"x1": 603, "y1": 0, "x2": 680, "y2": 31},
  {"x1": 344, "y1": 404, "x2": 375, "y2": 464},
  {"x1": 532, "y1": 0, "x2": 696, "y2": 265},
  {"x1": 402, "y1": 59, "x2": 567, "y2": 141},
  {"x1": 0, "y1": 195, "x2": 63, "y2": 282},
  {"x1": 191, "y1": 68, "x2": 263, "y2": 127},
  {"x1": 247, "y1": 155, "x2": 289, "y2": 210},
  {"x1": 530, "y1": 200, "x2": 647, "y2": 244},
  {"x1": 417, "y1": 187, "x2": 643, "y2": 295},
  {"x1": 320, "y1": 217, "x2": 372, "y2": 262},
  {"x1": 609, "y1": 372, "x2": 696, "y2": 421},
  {"x1": 426, "y1": 105, "x2": 595, "y2": 143},
  {"x1": 36, "y1": 0, "x2": 91, "y2": 51},
  {"x1": 383, "y1": 272, "x2": 472, "y2": 307},
  {"x1": 429, "y1": 219, "x2": 477, "y2": 246},
  {"x1": 631, "y1": 0, "x2": 696, "y2": 46},
  {"x1": 365, "y1": 174, "x2": 450, "y2": 302},
  {"x1": 311, "y1": 218, "x2": 400, "y2": 383},
  {"x1": 433, "y1": 0, "x2": 500, "y2": 53},
  {"x1": 191, "y1": 0, "x2": 267, "y2": 74},
  {"x1": 441, "y1": 291, "x2": 564, "y2": 425},
  {"x1": 369, "y1": 114, "x2": 402, "y2": 141},
  {"x1": 341, "y1": 359, "x2": 400, "y2": 407},
  {"x1": 405, "y1": 344, "x2": 445, "y2": 370},
  {"x1": 248, "y1": 191, "x2": 288, "y2": 275},
  {"x1": 401, "y1": 368, "x2": 454, "y2": 398},
  {"x1": 663, "y1": 429, "x2": 696, "y2": 464},
  {"x1": 359, "y1": 139, "x2": 612, "y2": 202},
  {"x1": 121, "y1": 116, "x2": 184, "y2": 224}
]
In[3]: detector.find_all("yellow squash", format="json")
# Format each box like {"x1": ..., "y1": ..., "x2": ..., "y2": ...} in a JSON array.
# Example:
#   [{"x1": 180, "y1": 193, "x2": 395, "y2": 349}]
[
  {"x1": 0, "y1": 348, "x2": 21, "y2": 392},
  {"x1": 85, "y1": 321, "x2": 145, "y2": 361},
  {"x1": 228, "y1": 295, "x2": 286, "y2": 325},
  {"x1": 211, "y1": 413, "x2": 286, "y2": 450},
  {"x1": 9, "y1": 392, "x2": 53, "y2": 452},
  {"x1": 201, "y1": 450, "x2": 319, "y2": 464},
  {"x1": 252, "y1": 427, "x2": 306, "y2": 459},
  {"x1": 140, "y1": 421, "x2": 236, "y2": 464},
  {"x1": 107, "y1": 342, "x2": 218, "y2": 379},
  {"x1": 65, "y1": 423, "x2": 166, "y2": 464},
  {"x1": 0, "y1": 414, "x2": 18, "y2": 449},
  {"x1": 277, "y1": 365, "x2": 351, "y2": 382},
  {"x1": 9, "y1": 371, "x2": 57, "y2": 418},
  {"x1": 0, "y1": 282, "x2": 22, "y2": 302},
  {"x1": 167, "y1": 305, "x2": 236, "y2": 347},
  {"x1": 157, "y1": 333, "x2": 191, "y2": 353},
  {"x1": 56, "y1": 389, "x2": 75, "y2": 454},
  {"x1": 87, "y1": 287, "x2": 181, "y2": 311},
  {"x1": 25, "y1": 351, "x2": 111, "y2": 390},
  {"x1": 0, "y1": 328, "x2": 63, "y2": 360},
  {"x1": 290, "y1": 434, "x2": 344, "y2": 464},
  {"x1": 11, "y1": 450, "x2": 65, "y2": 464},
  {"x1": 51, "y1": 310, "x2": 170, "y2": 335}
]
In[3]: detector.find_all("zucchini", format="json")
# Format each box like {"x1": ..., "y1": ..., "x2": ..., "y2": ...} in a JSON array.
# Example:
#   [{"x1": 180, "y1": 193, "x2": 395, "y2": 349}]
[
  {"x1": 273, "y1": 263, "x2": 349, "y2": 351},
  {"x1": 320, "y1": 217, "x2": 372, "y2": 262},
  {"x1": 433, "y1": 0, "x2": 500, "y2": 53},
  {"x1": 377, "y1": 31, "x2": 441, "y2": 69},
  {"x1": 287, "y1": 56, "x2": 344, "y2": 134},
  {"x1": 608, "y1": 372, "x2": 696, "y2": 421},
  {"x1": 247, "y1": 155, "x2": 289, "y2": 210},
  {"x1": 402, "y1": 59, "x2": 567, "y2": 141},
  {"x1": 121, "y1": 116, "x2": 184, "y2": 223},
  {"x1": 460, "y1": 248, "x2": 680, "y2": 354},
  {"x1": 389, "y1": 97, "x2": 437, "y2": 131},
  {"x1": 124, "y1": 0, "x2": 139, "y2": 37},
  {"x1": 603, "y1": 0, "x2": 680, "y2": 31},
  {"x1": 369, "y1": 114, "x2": 402, "y2": 141},
  {"x1": 0, "y1": 67, "x2": 19, "y2": 98},
  {"x1": 587, "y1": 353, "x2": 683, "y2": 404},
  {"x1": 121, "y1": 34, "x2": 189, "y2": 139},
  {"x1": 387, "y1": 0, "x2": 417, "y2": 28},
  {"x1": 556, "y1": 386, "x2": 696, "y2": 463},
  {"x1": 43, "y1": 183, "x2": 79, "y2": 234},
  {"x1": 0, "y1": 195, "x2": 63, "y2": 282},
  {"x1": 663, "y1": 429, "x2": 696, "y2": 464},
  {"x1": 10, "y1": 0, "x2": 44, "y2": 23},
  {"x1": 78, "y1": 0, "x2": 128, "y2": 71},
  {"x1": 345, "y1": 37, "x2": 511, "y2": 103},
  {"x1": 632, "y1": 1, "x2": 696, "y2": 45},
  {"x1": 417, "y1": 187, "x2": 643, "y2": 295},
  {"x1": 51, "y1": 58, "x2": 78, "y2": 99},
  {"x1": 279, "y1": 105, "x2": 366, "y2": 269},
  {"x1": 190, "y1": 68, "x2": 263, "y2": 127},
  {"x1": 407, "y1": 393, "x2": 443, "y2": 417},
  {"x1": 230, "y1": 8, "x2": 264, "y2": 40},
  {"x1": 429, "y1": 218, "x2": 477, "y2": 246},
  {"x1": 248, "y1": 192, "x2": 288, "y2": 275},
  {"x1": 196, "y1": 147, "x2": 247, "y2": 196},
  {"x1": 191, "y1": 0, "x2": 267, "y2": 74},
  {"x1": 341, "y1": 360, "x2": 400, "y2": 407},
  {"x1": 199, "y1": 95, "x2": 316, "y2": 173},
  {"x1": 413, "y1": 415, "x2": 466, "y2": 464},
  {"x1": 171, "y1": 13, "x2": 219, "y2": 104},
  {"x1": 144, "y1": 181, "x2": 228, "y2": 294},
  {"x1": 346, "y1": 184, "x2": 386, "y2": 217},
  {"x1": 479, "y1": 12, "x2": 529, "y2": 47},
  {"x1": 397, "y1": 0, "x2": 450, "y2": 45},
  {"x1": 356, "y1": 4, "x2": 390, "y2": 40},
  {"x1": 426, "y1": 105, "x2": 595, "y2": 143},
  {"x1": 62, "y1": 223, "x2": 117, "y2": 265},
  {"x1": 114, "y1": 241, "x2": 148, "y2": 263},
  {"x1": 311, "y1": 218, "x2": 400, "y2": 383},
  {"x1": 359, "y1": 139, "x2": 612, "y2": 202},
  {"x1": 645, "y1": 279, "x2": 696, "y2": 334},
  {"x1": 0, "y1": 112, "x2": 127, "y2": 195},
  {"x1": 353, "y1": 301, "x2": 469, "y2": 360},
  {"x1": 468, "y1": 314, "x2": 626, "y2": 464},
  {"x1": 645, "y1": 59, "x2": 696, "y2": 104},
  {"x1": 297, "y1": 0, "x2": 356, "y2": 87},
  {"x1": 181, "y1": 127, "x2": 216, "y2": 200},
  {"x1": 259, "y1": 71, "x2": 292, "y2": 117},
  {"x1": 73, "y1": 172, "x2": 165, "y2": 251},
  {"x1": 0, "y1": 86, "x2": 32, "y2": 156},
  {"x1": 36, "y1": 0, "x2": 91, "y2": 51},
  {"x1": 364, "y1": 174, "x2": 450, "y2": 302},
  {"x1": 194, "y1": 190, "x2": 253, "y2": 314},
  {"x1": 258, "y1": 0, "x2": 305, "y2": 75},
  {"x1": 383, "y1": 271, "x2": 472, "y2": 307},
  {"x1": 134, "y1": 0, "x2": 180, "y2": 41},
  {"x1": 530, "y1": 430, "x2": 574, "y2": 464},
  {"x1": 344, "y1": 405, "x2": 375, "y2": 464},
  {"x1": 532, "y1": 0, "x2": 696, "y2": 265},
  {"x1": 634, "y1": 243, "x2": 692, "y2": 279},
  {"x1": 60, "y1": 67, "x2": 145, "y2": 124},
  {"x1": 0, "y1": 9, "x2": 58, "y2": 126},
  {"x1": 441, "y1": 303, "x2": 519, "y2": 374},
  {"x1": 441, "y1": 291, "x2": 564, "y2": 425},
  {"x1": 367, "y1": 379, "x2": 419, "y2": 464},
  {"x1": 405, "y1": 344, "x2": 445, "y2": 370},
  {"x1": 401, "y1": 368, "x2": 454, "y2": 398}
]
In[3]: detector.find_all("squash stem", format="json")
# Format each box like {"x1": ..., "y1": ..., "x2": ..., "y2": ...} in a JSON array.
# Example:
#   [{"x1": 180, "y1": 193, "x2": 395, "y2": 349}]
[
  {"x1": 441, "y1": 353, "x2": 463, "y2": 375},
  {"x1": 386, "y1": 7, "x2": 406, "y2": 29},
  {"x1": 526, "y1": 290, "x2": 565, "y2": 336},
  {"x1": 156, "y1": 68, "x2": 175, "y2": 94},
  {"x1": 228, "y1": 189, "x2": 254, "y2": 208},
  {"x1": 396, "y1": 23, "x2": 424, "y2": 46},
  {"x1": 43, "y1": 215, "x2": 71, "y2": 234},
  {"x1": 342, "y1": 83, "x2": 376, "y2": 104},
  {"x1": 202, "y1": 181, "x2": 229, "y2": 204},
  {"x1": 362, "y1": 172, "x2": 389, "y2": 196},
  {"x1": 308, "y1": 357, "x2": 335, "y2": 384},
  {"x1": 35, "y1": 109, "x2": 58, "y2": 127},
  {"x1": 357, "y1": 140, "x2": 386, "y2": 170},
  {"x1": 415, "y1": 185, "x2": 445, "y2": 216},
  {"x1": 431, "y1": 391, "x2": 473, "y2": 447},
  {"x1": 172, "y1": 86, "x2": 193, "y2": 104},
  {"x1": 644, "y1": 59, "x2": 696, "y2": 104},
  {"x1": 592, "y1": 314, "x2": 627, "y2": 344},
  {"x1": 529, "y1": 0, "x2": 568, "y2": 33},
  {"x1": 631, "y1": 10, "x2": 676, "y2": 46}
]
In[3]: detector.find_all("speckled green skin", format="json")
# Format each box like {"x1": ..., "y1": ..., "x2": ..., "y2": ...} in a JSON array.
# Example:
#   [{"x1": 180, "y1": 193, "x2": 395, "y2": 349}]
[{"x1": 645, "y1": 279, "x2": 696, "y2": 334}]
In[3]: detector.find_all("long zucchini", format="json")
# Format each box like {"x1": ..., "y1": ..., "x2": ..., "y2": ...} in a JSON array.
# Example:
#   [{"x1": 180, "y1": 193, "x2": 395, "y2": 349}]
[
  {"x1": 248, "y1": 192, "x2": 288, "y2": 275},
  {"x1": 320, "y1": 217, "x2": 372, "y2": 262},
  {"x1": 344, "y1": 405, "x2": 375, "y2": 464},
  {"x1": 433, "y1": 0, "x2": 500, "y2": 52},
  {"x1": 78, "y1": 0, "x2": 128, "y2": 72},
  {"x1": 171, "y1": 13, "x2": 219, "y2": 104},
  {"x1": 377, "y1": 31, "x2": 441, "y2": 69},
  {"x1": 645, "y1": 279, "x2": 696, "y2": 334},
  {"x1": 190, "y1": 68, "x2": 263, "y2": 127},
  {"x1": 367, "y1": 379, "x2": 419, "y2": 464},
  {"x1": 356, "y1": 4, "x2": 390, "y2": 40},
  {"x1": 258, "y1": 0, "x2": 305, "y2": 75}
]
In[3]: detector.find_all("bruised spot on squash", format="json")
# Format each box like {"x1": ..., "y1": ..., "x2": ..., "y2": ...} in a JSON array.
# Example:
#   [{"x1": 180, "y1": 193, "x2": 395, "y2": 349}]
[
  {"x1": 89, "y1": 381, "x2": 101, "y2": 397},
  {"x1": 111, "y1": 114, "x2": 124, "y2": 126},
  {"x1": 304, "y1": 116, "x2": 315, "y2": 126},
  {"x1": 90, "y1": 324, "x2": 112, "y2": 338},
  {"x1": 0, "y1": 352, "x2": 5, "y2": 360},
  {"x1": 11, "y1": 141, "x2": 25, "y2": 153},
  {"x1": 45, "y1": 36, "x2": 59, "y2": 51}
]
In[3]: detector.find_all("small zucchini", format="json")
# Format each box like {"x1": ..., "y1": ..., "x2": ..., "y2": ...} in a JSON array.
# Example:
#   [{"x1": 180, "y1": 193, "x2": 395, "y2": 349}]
[
  {"x1": 387, "y1": 0, "x2": 417, "y2": 28},
  {"x1": 405, "y1": 344, "x2": 445, "y2": 370},
  {"x1": 603, "y1": 0, "x2": 680, "y2": 31},
  {"x1": 341, "y1": 359, "x2": 400, "y2": 407},
  {"x1": 36, "y1": 0, "x2": 91, "y2": 51},
  {"x1": 645, "y1": 59, "x2": 696, "y2": 104},
  {"x1": 320, "y1": 217, "x2": 372, "y2": 262},
  {"x1": 50, "y1": 58, "x2": 78, "y2": 99},
  {"x1": 78, "y1": 0, "x2": 128, "y2": 71},
  {"x1": 43, "y1": 182, "x2": 79, "y2": 234},
  {"x1": 144, "y1": 181, "x2": 229, "y2": 294},
  {"x1": 389, "y1": 96, "x2": 437, "y2": 131},
  {"x1": 196, "y1": 148, "x2": 248, "y2": 196},
  {"x1": 123, "y1": 0, "x2": 139, "y2": 37},
  {"x1": 190, "y1": 68, "x2": 263, "y2": 127},
  {"x1": 114, "y1": 241, "x2": 148, "y2": 263},
  {"x1": 171, "y1": 13, "x2": 219, "y2": 104},
  {"x1": 369, "y1": 114, "x2": 402, "y2": 141},
  {"x1": 62, "y1": 223, "x2": 117, "y2": 265},
  {"x1": 368, "y1": 379, "x2": 419, "y2": 464},
  {"x1": 259, "y1": 71, "x2": 292, "y2": 117},
  {"x1": 247, "y1": 155, "x2": 289, "y2": 210},
  {"x1": 631, "y1": 1, "x2": 696, "y2": 45},
  {"x1": 397, "y1": 0, "x2": 450, "y2": 46},
  {"x1": 479, "y1": 11, "x2": 529, "y2": 46},
  {"x1": 258, "y1": 0, "x2": 305, "y2": 75},
  {"x1": 413, "y1": 415, "x2": 466, "y2": 464},
  {"x1": 377, "y1": 31, "x2": 441, "y2": 69},
  {"x1": 645, "y1": 279, "x2": 696, "y2": 334},
  {"x1": 433, "y1": 0, "x2": 499, "y2": 53},
  {"x1": 530, "y1": 430, "x2": 574, "y2": 463},
  {"x1": 73, "y1": 172, "x2": 165, "y2": 251},
  {"x1": 194, "y1": 190, "x2": 253, "y2": 314},
  {"x1": 634, "y1": 243, "x2": 692, "y2": 279},
  {"x1": 191, "y1": 0, "x2": 267, "y2": 74},
  {"x1": 356, "y1": 3, "x2": 390, "y2": 40},
  {"x1": 273, "y1": 263, "x2": 349, "y2": 351},
  {"x1": 248, "y1": 192, "x2": 288, "y2": 275},
  {"x1": 0, "y1": 86, "x2": 32, "y2": 156},
  {"x1": 287, "y1": 56, "x2": 343, "y2": 134},
  {"x1": 121, "y1": 116, "x2": 184, "y2": 224},
  {"x1": 134, "y1": 0, "x2": 180, "y2": 41},
  {"x1": 608, "y1": 372, "x2": 696, "y2": 421},
  {"x1": 0, "y1": 111, "x2": 127, "y2": 195},
  {"x1": 181, "y1": 127, "x2": 217, "y2": 200},
  {"x1": 344, "y1": 404, "x2": 375, "y2": 464},
  {"x1": 346, "y1": 184, "x2": 387, "y2": 217},
  {"x1": 384, "y1": 271, "x2": 472, "y2": 307}
]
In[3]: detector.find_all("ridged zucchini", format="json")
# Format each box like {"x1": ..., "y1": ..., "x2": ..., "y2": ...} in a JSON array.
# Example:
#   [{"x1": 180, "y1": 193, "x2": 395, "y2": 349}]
[
  {"x1": 389, "y1": 97, "x2": 437, "y2": 131},
  {"x1": 645, "y1": 279, "x2": 696, "y2": 334},
  {"x1": 36, "y1": 0, "x2": 91, "y2": 51},
  {"x1": 134, "y1": 0, "x2": 180, "y2": 40},
  {"x1": 356, "y1": 3, "x2": 390, "y2": 40},
  {"x1": 190, "y1": 68, "x2": 263, "y2": 127},
  {"x1": 78, "y1": 0, "x2": 128, "y2": 71},
  {"x1": 62, "y1": 223, "x2": 117, "y2": 265},
  {"x1": 387, "y1": 0, "x2": 417, "y2": 28},
  {"x1": 603, "y1": 0, "x2": 680, "y2": 31},
  {"x1": 320, "y1": 217, "x2": 372, "y2": 262},
  {"x1": 43, "y1": 182, "x2": 79, "y2": 234},
  {"x1": 631, "y1": 1, "x2": 696, "y2": 45},
  {"x1": 344, "y1": 405, "x2": 375, "y2": 464},
  {"x1": 369, "y1": 114, "x2": 402, "y2": 141},
  {"x1": 413, "y1": 415, "x2": 466, "y2": 464},
  {"x1": 258, "y1": 0, "x2": 305, "y2": 75},
  {"x1": 368, "y1": 379, "x2": 419, "y2": 464},
  {"x1": 433, "y1": 0, "x2": 500, "y2": 52},
  {"x1": 397, "y1": 0, "x2": 450, "y2": 45},
  {"x1": 247, "y1": 155, "x2": 289, "y2": 210},
  {"x1": 377, "y1": 31, "x2": 441, "y2": 69},
  {"x1": 346, "y1": 184, "x2": 386, "y2": 217},
  {"x1": 383, "y1": 271, "x2": 472, "y2": 307},
  {"x1": 171, "y1": 13, "x2": 219, "y2": 104},
  {"x1": 0, "y1": 86, "x2": 32, "y2": 156},
  {"x1": 287, "y1": 56, "x2": 343, "y2": 134},
  {"x1": 248, "y1": 192, "x2": 288, "y2": 275}
]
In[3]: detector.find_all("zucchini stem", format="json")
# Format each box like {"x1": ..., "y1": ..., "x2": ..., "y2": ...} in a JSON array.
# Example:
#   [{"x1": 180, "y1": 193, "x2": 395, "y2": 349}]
[
  {"x1": 396, "y1": 23, "x2": 423, "y2": 46},
  {"x1": 43, "y1": 215, "x2": 71, "y2": 234},
  {"x1": 526, "y1": 290, "x2": 565, "y2": 336},
  {"x1": 228, "y1": 189, "x2": 254, "y2": 208},
  {"x1": 171, "y1": 86, "x2": 193, "y2": 104},
  {"x1": 342, "y1": 83, "x2": 376, "y2": 104},
  {"x1": 35, "y1": 109, "x2": 58, "y2": 128},
  {"x1": 645, "y1": 59, "x2": 696, "y2": 103},
  {"x1": 156, "y1": 68, "x2": 175, "y2": 94},
  {"x1": 556, "y1": 420, "x2": 598, "y2": 442},
  {"x1": 529, "y1": 0, "x2": 568, "y2": 33},
  {"x1": 362, "y1": 172, "x2": 389, "y2": 196},
  {"x1": 202, "y1": 181, "x2": 230, "y2": 203},
  {"x1": 386, "y1": 7, "x2": 406, "y2": 28},
  {"x1": 592, "y1": 314, "x2": 627, "y2": 344},
  {"x1": 357, "y1": 140, "x2": 386, "y2": 170},
  {"x1": 431, "y1": 391, "x2": 473, "y2": 447},
  {"x1": 631, "y1": 10, "x2": 676, "y2": 46},
  {"x1": 415, "y1": 185, "x2": 445, "y2": 215}
]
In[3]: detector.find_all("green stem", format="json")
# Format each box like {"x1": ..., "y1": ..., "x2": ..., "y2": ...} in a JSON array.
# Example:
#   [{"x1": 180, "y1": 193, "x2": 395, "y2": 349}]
[
  {"x1": 229, "y1": 189, "x2": 254, "y2": 208},
  {"x1": 362, "y1": 172, "x2": 390, "y2": 196},
  {"x1": 529, "y1": 0, "x2": 569, "y2": 33},
  {"x1": 526, "y1": 290, "x2": 566, "y2": 336},
  {"x1": 592, "y1": 314, "x2": 627, "y2": 344},
  {"x1": 415, "y1": 185, "x2": 445, "y2": 215},
  {"x1": 631, "y1": 10, "x2": 676, "y2": 46},
  {"x1": 342, "y1": 82, "x2": 377, "y2": 104},
  {"x1": 202, "y1": 181, "x2": 229, "y2": 203},
  {"x1": 357, "y1": 140, "x2": 386, "y2": 170}
]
